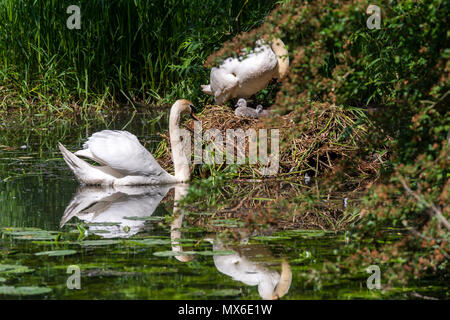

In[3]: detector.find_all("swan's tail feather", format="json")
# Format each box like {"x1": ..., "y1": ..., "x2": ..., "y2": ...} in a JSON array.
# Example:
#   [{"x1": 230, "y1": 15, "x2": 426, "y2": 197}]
[
  {"x1": 201, "y1": 84, "x2": 213, "y2": 95},
  {"x1": 59, "y1": 142, "x2": 113, "y2": 185},
  {"x1": 59, "y1": 143, "x2": 81, "y2": 170},
  {"x1": 59, "y1": 142, "x2": 90, "y2": 181},
  {"x1": 59, "y1": 142, "x2": 88, "y2": 169}
]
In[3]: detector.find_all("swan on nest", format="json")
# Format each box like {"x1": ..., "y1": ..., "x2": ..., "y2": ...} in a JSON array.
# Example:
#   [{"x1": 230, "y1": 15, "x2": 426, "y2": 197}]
[{"x1": 202, "y1": 38, "x2": 289, "y2": 105}]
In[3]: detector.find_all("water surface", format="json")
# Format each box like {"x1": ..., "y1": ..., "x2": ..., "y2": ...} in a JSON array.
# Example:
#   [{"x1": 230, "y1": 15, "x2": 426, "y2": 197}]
[{"x1": 0, "y1": 111, "x2": 447, "y2": 299}]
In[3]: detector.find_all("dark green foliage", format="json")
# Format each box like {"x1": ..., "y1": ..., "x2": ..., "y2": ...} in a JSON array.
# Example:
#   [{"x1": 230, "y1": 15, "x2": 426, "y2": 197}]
[{"x1": 207, "y1": 0, "x2": 449, "y2": 285}]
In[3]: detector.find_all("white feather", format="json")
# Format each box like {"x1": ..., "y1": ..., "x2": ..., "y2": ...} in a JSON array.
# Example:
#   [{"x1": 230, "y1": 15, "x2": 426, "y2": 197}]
[{"x1": 203, "y1": 39, "x2": 289, "y2": 104}]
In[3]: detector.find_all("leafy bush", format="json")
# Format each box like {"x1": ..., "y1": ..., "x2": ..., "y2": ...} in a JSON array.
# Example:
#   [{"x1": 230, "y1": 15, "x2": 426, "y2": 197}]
[{"x1": 205, "y1": 0, "x2": 449, "y2": 284}]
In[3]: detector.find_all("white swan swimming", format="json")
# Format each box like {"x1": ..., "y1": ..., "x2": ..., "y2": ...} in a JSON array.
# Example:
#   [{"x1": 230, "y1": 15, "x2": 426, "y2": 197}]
[
  {"x1": 202, "y1": 38, "x2": 289, "y2": 105},
  {"x1": 234, "y1": 98, "x2": 270, "y2": 118},
  {"x1": 58, "y1": 99, "x2": 198, "y2": 186}
]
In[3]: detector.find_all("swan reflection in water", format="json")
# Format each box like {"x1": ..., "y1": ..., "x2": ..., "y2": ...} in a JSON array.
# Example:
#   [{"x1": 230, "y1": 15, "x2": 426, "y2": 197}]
[
  {"x1": 60, "y1": 184, "x2": 174, "y2": 238},
  {"x1": 204, "y1": 235, "x2": 292, "y2": 300},
  {"x1": 61, "y1": 184, "x2": 291, "y2": 299}
]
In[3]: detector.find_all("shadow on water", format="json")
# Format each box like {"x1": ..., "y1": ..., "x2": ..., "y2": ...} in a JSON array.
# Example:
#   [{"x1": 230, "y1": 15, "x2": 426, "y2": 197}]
[{"x1": 0, "y1": 111, "x2": 447, "y2": 299}]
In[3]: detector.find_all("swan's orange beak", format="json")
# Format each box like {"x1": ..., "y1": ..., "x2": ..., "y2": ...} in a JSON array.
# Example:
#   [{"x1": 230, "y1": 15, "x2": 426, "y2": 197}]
[
  {"x1": 191, "y1": 113, "x2": 200, "y2": 121},
  {"x1": 186, "y1": 101, "x2": 200, "y2": 121}
]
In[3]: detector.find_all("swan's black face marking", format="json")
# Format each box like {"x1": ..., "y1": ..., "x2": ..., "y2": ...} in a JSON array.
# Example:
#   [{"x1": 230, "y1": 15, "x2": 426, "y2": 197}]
[{"x1": 188, "y1": 104, "x2": 200, "y2": 121}]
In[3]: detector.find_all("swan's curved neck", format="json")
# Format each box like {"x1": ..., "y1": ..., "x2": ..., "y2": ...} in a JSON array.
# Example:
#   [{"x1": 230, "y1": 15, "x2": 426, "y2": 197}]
[
  {"x1": 169, "y1": 103, "x2": 190, "y2": 182},
  {"x1": 270, "y1": 38, "x2": 289, "y2": 79}
]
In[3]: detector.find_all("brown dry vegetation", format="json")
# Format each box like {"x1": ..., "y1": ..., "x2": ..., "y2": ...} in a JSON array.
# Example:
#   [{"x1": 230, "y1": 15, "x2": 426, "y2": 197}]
[{"x1": 156, "y1": 102, "x2": 385, "y2": 192}]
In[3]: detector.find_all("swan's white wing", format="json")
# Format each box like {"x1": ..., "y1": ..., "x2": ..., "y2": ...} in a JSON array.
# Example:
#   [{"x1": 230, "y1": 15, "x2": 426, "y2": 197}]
[
  {"x1": 76, "y1": 130, "x2": 169, "y2": 177},
  {"x1": 210, "y1": 67, "x2": 239, "y2": 104},
  {"x1": 208, "y1": 45, "x2": 278, "y2": 103},
  {"x1": 236, "y1": 44, "x2": 278, "y2": 77},
  {"x1": 201, "y1": 84, "x2": 213, "y2": 95},
  {"x1": 234, "y1": 45, "x2": 278, "y2": 96}
]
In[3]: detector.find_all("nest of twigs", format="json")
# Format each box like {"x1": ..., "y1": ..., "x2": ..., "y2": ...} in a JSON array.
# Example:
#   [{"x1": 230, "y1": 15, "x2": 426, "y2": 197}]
[{"x1": 156, "y1": 102, "x2": 385, "y2": 190}]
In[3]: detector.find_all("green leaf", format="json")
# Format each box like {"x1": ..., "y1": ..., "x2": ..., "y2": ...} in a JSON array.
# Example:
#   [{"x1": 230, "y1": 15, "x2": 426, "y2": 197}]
[
  {"x1": 0, "y1": 286, "x2": 52, "y2": 296},
  {"x1": 86, "y1": 222, "x2": 121, "y2": 226},
  {"x1": 194, "y1": 250, "x2": 235, "y2": 256},
  {"x1": 252, "y1": 236, "x2": 292, "y2": 241},
  {"x1": 0, "y1": 264, "x2": 34, "y2": 275},
  {"x1": 2, "y1": 229, "x2": 59, "y2": 241},
  {"x1": 123, "y1": 216, "x2": 164, "y2": 221},
  {"x1": 153, "y1": 251, "x2": 195, "y2": 257},
  {"x1": 80, "y1": 240, "x2": 121, "y2": 246},
  {"x1": 126, "y1": 239, "x2": 171, "y2": 246},
  {"x1": 153, "y1": 250, "x2": 235, "y2": 257},
  {"x1": 206, "y1": 289, "x2": 241, "y2": 297},
  {"x1": 35, "y1": 250, "x2": 77, "y2": 257}
]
